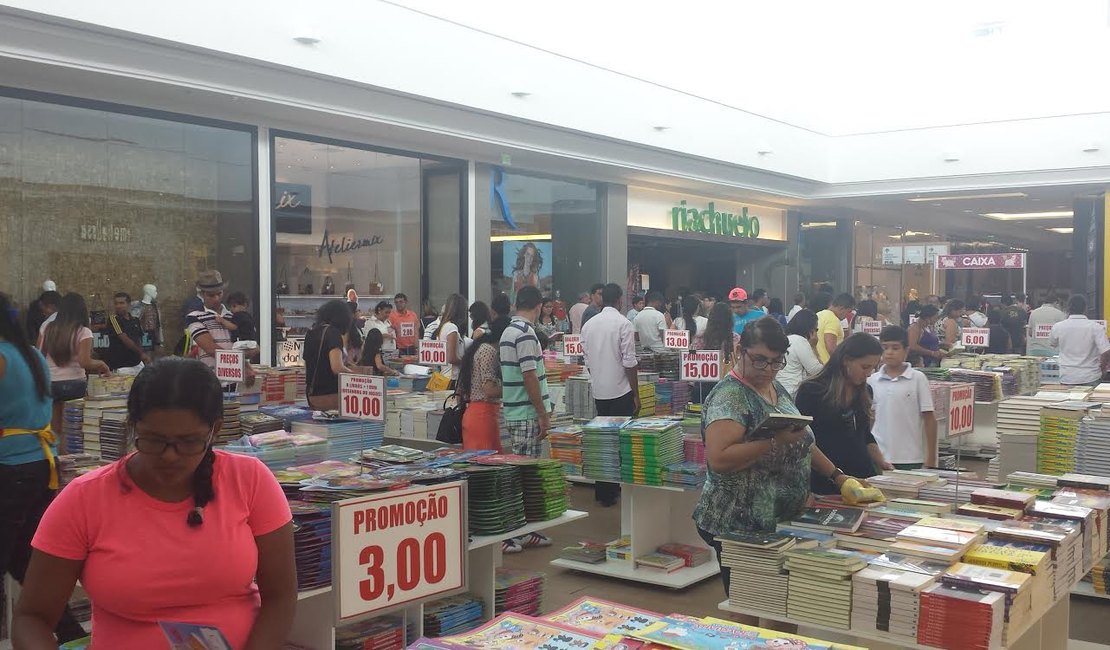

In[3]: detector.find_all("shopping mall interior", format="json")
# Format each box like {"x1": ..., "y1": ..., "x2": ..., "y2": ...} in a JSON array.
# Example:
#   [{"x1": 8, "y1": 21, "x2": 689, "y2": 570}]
[{"x1": 4, "y1": 2, "x2": 1110, "y2": 649}]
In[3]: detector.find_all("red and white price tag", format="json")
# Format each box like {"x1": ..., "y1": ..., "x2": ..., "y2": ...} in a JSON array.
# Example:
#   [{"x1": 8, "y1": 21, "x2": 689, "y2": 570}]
[
  {"x1": 1033, "y1": 323, "x2": 1054, "y2": 339},
  {"x1": 419, "y1": 340, "x2": 448, "y2": 365},
  {"x1": 664, "y1": 329, "x2": 690, "y2": 349},
  {"x1": 339, "y1": 373, "x2": 385, "y2": 421},
  {"x1": 334, "y1": 482, "x2": 467, "y2": 622},
  {"x1": 948, "y1": 384, "x2": 976, "y2": 436},
  {"x1": 215, "y1": 349, "x2": 244, "y2": 383},
  {"x1": 861, "y1": 319, "x2": 883, "y2": 336},
  {"x1": 680, "y1": 350, "x2": 722, "y2": 382},
  {"x1": 399, "y1": 321, "x2": 416, "y2": 339},
  {"x1": 961, "y1": 327, "x2": 990, "y2": 348},
  {"x1": 562, "y1": 335, "x2": 583, "y2": 357}
]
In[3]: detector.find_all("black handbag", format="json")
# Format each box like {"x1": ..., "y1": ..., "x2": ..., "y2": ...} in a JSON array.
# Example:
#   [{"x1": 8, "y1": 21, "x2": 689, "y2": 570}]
[{"x1": 435, "y1": 394, "x2": 465, "y2": 445}]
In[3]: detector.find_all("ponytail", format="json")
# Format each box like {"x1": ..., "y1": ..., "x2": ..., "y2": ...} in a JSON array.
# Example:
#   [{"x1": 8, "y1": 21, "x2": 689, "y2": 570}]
[{"x1": 187, "y1": 447, "x2": 216, "y2": 527}]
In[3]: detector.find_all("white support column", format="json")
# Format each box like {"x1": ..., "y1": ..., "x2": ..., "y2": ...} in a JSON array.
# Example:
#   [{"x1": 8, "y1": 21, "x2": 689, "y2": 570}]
[
  {"x1": 467, "y1": 161, "x2": 477, "y2": 300},
  {"x1": 257, "y1": 126, "x2": 273, "y2": 366}
]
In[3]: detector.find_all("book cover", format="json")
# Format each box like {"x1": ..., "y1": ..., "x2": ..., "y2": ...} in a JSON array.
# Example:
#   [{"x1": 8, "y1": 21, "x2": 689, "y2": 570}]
[
  {"x1": 438, "y1": 613, "x2": 601, "y2": 649},
  {"x1": 957, "y1": 503, "x2": 1025, "y2": 521},
  {"x1": 632, "y1": 616, "x2": 836, "y2": 650},
  {"x1": 158, "y1": 622, "x2": 232, "y2": 650},
  {"x1": 545, "y1": 597, "x2": 661, "y2": 636},
  {"x1": 897, "y1": 524, "x2": 981, "y2": 549},
  {"x1": 716, "y1": 531, "x2": 793, "y2": 548},
  {"x1": 746, "y1": 413, "x2": 813, "y2": 440},
  {"x1": 942, "y1": 562, "x2": 1030, "y2": 594},
  {"x1": 887, "y1": 541, "x2": 963, "y2": 562},
  {"x1": 964, "y1": 544, "x2": 1048, "y2": 574},
  {"x1": 789, "y1": 506, "x2": 865, "y2": 533}
]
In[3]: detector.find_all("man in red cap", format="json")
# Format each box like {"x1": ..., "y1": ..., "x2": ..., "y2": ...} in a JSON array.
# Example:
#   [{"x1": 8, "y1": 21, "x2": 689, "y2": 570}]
[{"x1": 729, "y1": 287, "x2": 762, "y2": 335}]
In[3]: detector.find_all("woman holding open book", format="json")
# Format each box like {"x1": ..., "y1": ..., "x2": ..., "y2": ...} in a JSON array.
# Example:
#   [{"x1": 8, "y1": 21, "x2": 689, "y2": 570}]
[{"x1": 693, "y1": 318, "x2": 862, "y2": 598}]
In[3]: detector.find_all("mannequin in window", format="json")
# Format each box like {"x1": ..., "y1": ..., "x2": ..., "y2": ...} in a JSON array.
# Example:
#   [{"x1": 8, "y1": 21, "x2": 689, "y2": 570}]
[{"x1": 132, "y1": 284, "x2": 163, "y2": 355}]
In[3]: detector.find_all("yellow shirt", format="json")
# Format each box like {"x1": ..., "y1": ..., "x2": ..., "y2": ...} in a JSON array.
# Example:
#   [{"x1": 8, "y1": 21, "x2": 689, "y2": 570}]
[{"x1": 816, "y1": 309, "x2": 843, "y2": 363}]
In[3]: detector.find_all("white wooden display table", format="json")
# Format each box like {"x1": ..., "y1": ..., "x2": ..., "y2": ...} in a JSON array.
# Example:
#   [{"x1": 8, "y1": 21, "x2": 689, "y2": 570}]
[
  {"x1": 549, "y1": 482, "x2": 719, "y2": 588},
  {"x1": 289, "y1": 509, "x2": 588, "y2": 649}
]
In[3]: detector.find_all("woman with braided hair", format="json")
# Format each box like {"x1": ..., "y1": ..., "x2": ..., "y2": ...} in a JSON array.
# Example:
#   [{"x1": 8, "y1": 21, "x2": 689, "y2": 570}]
[{"x1": 14, "y1": 358, "x2": 296, "y2": 649}]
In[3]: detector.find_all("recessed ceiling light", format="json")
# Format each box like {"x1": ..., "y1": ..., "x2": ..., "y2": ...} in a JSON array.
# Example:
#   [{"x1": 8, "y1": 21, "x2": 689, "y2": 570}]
[
  {"x1": 1083, "y1": 143, "x2": 1100, "y2": 153},
  {"x1": 963, "y1": 209, "x2": 974, "y2": 213},
  {"x1": 653, "y1": 126, "x2": 670, "y2": 132},
  {"x1": 293, "y1": 36, "x2": 321, "y2": 45},
  {"x1": 801, "y1": 222, "x2": 838, "y2": 229},
  {"x1": 1046, "y1": 227, "x2": 1074, "y2": 234},
  {"x1": 907, "y1": 192, "x2": 1027, "y2": 202},
  {"x1": 943, "y1": 152, "x2": 961, "y2": 162},
  {"x1": 982, "y1": 211, "x2": 1073, "y2": 221},
  {"x1": 510, "y1": 92, "x2": 531, "y2": 99}
]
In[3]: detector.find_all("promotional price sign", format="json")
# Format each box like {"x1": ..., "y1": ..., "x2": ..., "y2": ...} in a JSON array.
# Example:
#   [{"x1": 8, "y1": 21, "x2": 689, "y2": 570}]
[
  {"x1": 961, "y1": 327, "x2": 990, "y2": 348},
  {"x1": 278, "y1": 338, "x2": 304, "y2": 368},
  {"x1": 948, "y1": 384, "x2": 976, "y2": 436},
  {"x1": 680, "y1": 350, "x2": 722, "y2": 382},
  {"x1": 215, "y1": 349, "x2": 244, "y2": 383},
  {"x1": 419, "y1": 340, "x2": 448, "y2": 366},
  {"x1": 1033, "y1": 324, "x2": 1054, "y2": 339},
  {"x1": 663, "y1": 329, "x2": 690, "y2": 350},
  {"x1": 339, "y1": 373, "x2": 386, "y2": 421},
  {"x1": 562, "y1": 335, "x2": 583, "y2": 357},
  {"x1": 399, "y1": 321, "x2": 416, "y2": 339},
  {"x1": 861, "y1": 319, "x2": 883, "y2": 336},
  {"x1": 334, "y1": 482, "x2": 467, "y2": 623}
]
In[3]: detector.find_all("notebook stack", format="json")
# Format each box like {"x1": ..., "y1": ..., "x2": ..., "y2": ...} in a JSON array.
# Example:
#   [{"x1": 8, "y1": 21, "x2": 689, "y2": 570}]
[
  {"x1": 948, "y1": 369, "x2": 1003, "y2": 403},
  {"x1": 635, "y1": 380, "x2": 656, "y2": 417},
  {"x1": 240, "y1": 412, "x2": 284, "y2": 437},
  {"x1": 785, "y1": 548, "x2": 868, "y2": 628},
  {"x1": 834, "y1": 513, "x2": 917, "y2": 553},
  {"x1": 56, "y1": 453, "x2": 103, "y2": 487},
  {"x1": 997, "y1": 396, "x2": 1057, "y2": 477},
  {"x1": 657, "y1": 542, "x2": 712, "y2": 568},
  {"x1": 942, "y1": 563, "x2": 1033, "y2": 645},
  {"x1": 518, "y1": 458, "x2": 568, "y2": 522},
  {"x1": 98, "y1": 409, "x2": 129, "y2": 461},
  {"x1": 653, "y1": 380, "x2": 675, "y2": 416},
  {"x1": 81, "y1": 396, "x2": 127, "y2": 459},
  {"x1": 634, "y1": 552, "x2": 686, "y2": 573},
  {"x1": 866, "y1": 474, "x2": 925, "y2": 500},
  {"x1": 1034, "y1": 497, "x2": 1100, "y2": 574},
  {"x1": 565, "y1": 375, "x2": 597, "y2": 421},
  {"x1": 918, "y1": 583, "x2": 1006, "y2": 650},
  {"x1": 717, "y1": 531, "x2": 796, "y2": 616},
  {"x1": 683, "y1": 431, "x2": 705, "y2": 467},
  {"x1": 851, "y1": 566, "x2": 935, "y2": 644},
  {"x1": 891, "y1": 517, "x2": 986, "y2": 563},
  {"x1": 1077, "y1": 410, "x2": 1110, "y2": 476},
  {"x1": 971, "y1": 487, "x2": 1035, "y2": 511},
  {"x1": 494, "y1": 568, "x2": 546, "y2": 616},
  {"x1": 1085, "y1": 555, "x2": 1109, "y2": 594},
  {"x1": 289, "y1": 500, "x2": 332, "y2": 591},
  {"x1": 399, "y1": 405, "x2": 437, "y2": 440},
  {"x1": 888, "y1": 498, "x2": 952, "y2": 516},
  {"x1": 546, "y1": 425, "x2": 584, "y2": 477},
  {"x1": 238, "y1": 391, "x2": 260, "y2": 414},
  {"x1": 964, "y1": 541, "x2": 1053, "y2": 614},
  {"x1": 619, "y1": 417, "x2": 684, "y2": 486},
  {"x1": 1039, "y1": 401, "x2": 1096, "y2": 474},
  {"x1": 292, "y1": 417, "x2": 384, "y2": 460},
  {"x1": 215, "y1": 393, "x2": 242, "y2": 446},
  {"x1": 581, "y1": 416, "x2": 628, "y2": 483},
  {"x1": 335, "y1": 616, "x2": 405, "y2": 650},
  {"x1": 462, "y1": 464, "x2": 527, "y2": 536},
  {"x1": 422, "y1": 593, "x2": 485, "y2": 637},
  {"x1": 661, "y1": 461, "x2": 706, "y2": 488},
  {"x1": 653, "y1": 351, "x2": 681, "y2": 381},
  {"x1": 557, "y1": 541, "x2": 608, "y2": 564},
  {"x1": 63, "y1": 399, "x2": 84, "y2": 453}
]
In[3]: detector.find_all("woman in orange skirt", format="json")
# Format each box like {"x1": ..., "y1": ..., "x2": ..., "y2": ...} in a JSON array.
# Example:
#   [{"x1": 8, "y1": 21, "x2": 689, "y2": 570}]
[{"x1": 457, "y1": 319, "x2": 507, "y2": 451}]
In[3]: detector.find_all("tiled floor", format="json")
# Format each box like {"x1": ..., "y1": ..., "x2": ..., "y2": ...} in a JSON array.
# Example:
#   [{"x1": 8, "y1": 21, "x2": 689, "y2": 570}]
[{"x1": 502, "y1": 484, "x2": 1110, "y2": 646}]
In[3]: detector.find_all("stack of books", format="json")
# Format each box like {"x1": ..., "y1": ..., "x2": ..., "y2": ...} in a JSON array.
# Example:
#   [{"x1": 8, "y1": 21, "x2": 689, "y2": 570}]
[
  {"x1": 1085, "y1": 555, "x2": 1109, "y2": 595},
  {"x1": 716, "y1": 531, "x2": 795, "y2": 616},
  {"x1": 964, "y1": 541, "x2": 1053, "y2": 614},
  {"x1": 888, "y1": 498, "x2": 952, "y2": 516},
  {"x1": 62, "y1": 399, "x2": 84, "y2": 453},
  {"x1": 635, "y1": 379, "x2": 656, "y2": 417},
  {"x1": 657, "y1": 542, "x2": 712, "y2": 568},
  {"x1": 918, "y1": 583, "x2": 1006, "y2": 650},
  {"x1": 992, "y1": 519, "x2": 1081, "y2": 598},
  {"x1": 619, "y1": 417, "x2": 684, "y2": 486},
  {"x1": 835, "y1": 512, "x2": 918, "y2": 553},
  {"x1": 851, "y1": 566, "x2": 936, "y2": 644},
  {"x1": 544, "y1": 597, "x2": 661, "y2": 637},
  {"x1": 98, "y1": 409, "x2": 129, "y2": 461},
  {"x1": 661, "y1": 461, "x2": 706, "y2": 489},
  {"x1": 565, "y1": 375, "x2": 597, "y2": 421},
  {"x1": 1039, "y1": 401, "x2": 1096, "y2": 475},
  {"x1": 81, "y1": 395, "x2": 127, "y2": 460},
  {"x1": 606, "y1": 536, "x2": 633, "y2": 562},
  {"x1": 581, "y1": 416, "x2": 629, "y2": 483},
  {"x1": 421, "y1": 593, "x2": 484, "y2": 637},
  {"x1": 634, "y1": 552, "x2": 685, "y2": 573},
  {"x1": 494, "y1": 568, "x2": 546, "y2": 616},
  {"x1": 787, "y1": 505, "x2": 866, "y2": 534},
  {"x1": 891, "y1": 517, "x2": 985, "y2": 563},
  {"x1": 785, "y1": 548, "x2": 867, "y2": 629},
  {"x1": 216, "y1": 393, "x2": 242, "y2": 447},
  {"x1": 942, "y1": 562, "x2": 1032, "y2": 645},
  {"x1": 971, "y1": 487, "x2": 1035, "y2": 510},
  {"x1": 948, "y1": 368, "x2": 1004, "y2": 402},
  {"x1": 546, "y1": 425, "x2": 584, "y2": 477},
  {"x1": 335, "y1": 615, "x2": 405, "y2": 650},
  {"x1": 997, "y1": 396, "x2": 1057, "y2": 477},
  {"x1": 289, "y1": 500, "x2": 332, "y2": 591},
  {"x1": 958, "y1": 503, "x2": 1026, "y2": 521},
  {"x1": 1035, "y1": 497, "x2": 1100, "y2": 573},
  {"x1": 866, "y1": 474, "x2": 926, "y2": 500},
  {"x1": 240, "y1": 412, "x2": 284, "y2": 437},
  {"x1": 557, "y1": 541, "x2": 607, "y2": 564}
]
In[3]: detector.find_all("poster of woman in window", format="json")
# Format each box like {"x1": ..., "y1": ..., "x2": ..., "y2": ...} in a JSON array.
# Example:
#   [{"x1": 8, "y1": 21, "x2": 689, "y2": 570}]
[{"x1": 503, "y1": 240, "x2": 553, "y2": 304}]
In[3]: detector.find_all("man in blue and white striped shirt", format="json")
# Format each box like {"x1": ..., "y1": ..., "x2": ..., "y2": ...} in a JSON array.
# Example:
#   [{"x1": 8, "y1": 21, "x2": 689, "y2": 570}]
[{"x1": 498, "y1": 285, "x2": 551, "y2": 458}]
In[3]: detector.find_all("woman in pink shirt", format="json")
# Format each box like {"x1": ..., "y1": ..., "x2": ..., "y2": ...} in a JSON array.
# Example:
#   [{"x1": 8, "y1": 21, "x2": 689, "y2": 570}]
[{"x1": 14, "y1": 358, "x2": 295, "y2": 649}]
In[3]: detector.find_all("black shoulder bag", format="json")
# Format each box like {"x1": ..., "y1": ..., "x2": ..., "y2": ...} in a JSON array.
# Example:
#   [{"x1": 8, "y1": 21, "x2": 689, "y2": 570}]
[{"x1": 435, "y1": 394, "x2": 466, "y2": 445}]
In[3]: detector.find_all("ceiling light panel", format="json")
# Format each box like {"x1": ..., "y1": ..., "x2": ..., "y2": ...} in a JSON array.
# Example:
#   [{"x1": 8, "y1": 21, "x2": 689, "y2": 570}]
[{"x1": 981, "y1": 211, "x2": 1074, "y2": 221}]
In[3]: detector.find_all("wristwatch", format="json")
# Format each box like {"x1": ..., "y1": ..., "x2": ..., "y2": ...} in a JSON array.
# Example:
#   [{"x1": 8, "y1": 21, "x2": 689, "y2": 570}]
[{"x1": 828, "y1": 467, "x2": 845, "y2": 483}]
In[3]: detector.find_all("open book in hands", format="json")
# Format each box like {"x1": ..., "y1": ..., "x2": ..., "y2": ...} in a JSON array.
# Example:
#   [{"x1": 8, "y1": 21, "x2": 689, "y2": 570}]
[{"x1": 747, "y1": 413, "x2": 813, "y2": 440}]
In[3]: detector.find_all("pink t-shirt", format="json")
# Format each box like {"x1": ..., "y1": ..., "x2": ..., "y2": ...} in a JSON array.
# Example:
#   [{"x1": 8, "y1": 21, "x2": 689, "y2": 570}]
[
  {"x1": 38, "y1": 321, "x2": 93, "y2": 382},
  {"x1": 33, "y1": 450, "x2": 292, "y2": 650}
]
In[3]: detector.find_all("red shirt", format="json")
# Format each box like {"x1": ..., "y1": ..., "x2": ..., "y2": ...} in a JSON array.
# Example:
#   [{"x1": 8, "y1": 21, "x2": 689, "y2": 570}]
[
  {"x1": 33, "y1": 451, "x2": 292, "y2": 649},
  {"x1": 389, "y1": 309, "x2": 421, "y2": 349}
]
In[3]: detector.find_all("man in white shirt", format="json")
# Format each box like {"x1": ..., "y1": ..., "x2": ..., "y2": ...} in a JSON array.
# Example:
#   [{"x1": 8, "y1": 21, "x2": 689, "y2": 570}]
[
  {"x1": 581, "y1": 283, "x2": 640, "y2": 507},
  {"x1": 633, "y1": 290, "x2": 669, "y2": 352},
  {"x1": 751, "y1": 288, "x2": 770, "y2": 314},
  {"x1": 568, "y1": 292, "x2": 590, "y2": 334},
  {"x1": 868, "y1": 325, "x2": 937, "y2": 469},
  {"x1": 625, "y1": 294, "x2": 644, "y2": 322},
  {"x1": 787, "y1": 291, "x2": 806, "y2": 322},
  {"x1": 1049, "y1": 294, "x2": 1110, "y2": 386},
  {"x1": 1027, "y1": 292, "x2": 1067, "y2": 356}
]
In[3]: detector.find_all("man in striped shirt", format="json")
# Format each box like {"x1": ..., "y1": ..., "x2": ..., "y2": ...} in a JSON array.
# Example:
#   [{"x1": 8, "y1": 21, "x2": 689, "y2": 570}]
[
  {"x1": 499, "y1": 285, "x2": 551, "y2": 458},
  {"x1": 185, "y1": 270, "x2": 254, "y2": 385}
]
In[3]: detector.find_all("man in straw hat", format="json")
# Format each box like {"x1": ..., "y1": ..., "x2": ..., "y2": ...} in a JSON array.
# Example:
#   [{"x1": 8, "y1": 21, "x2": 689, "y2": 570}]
[{"x1": 184, "y1": 270, "x2": 255, "y2": 385}]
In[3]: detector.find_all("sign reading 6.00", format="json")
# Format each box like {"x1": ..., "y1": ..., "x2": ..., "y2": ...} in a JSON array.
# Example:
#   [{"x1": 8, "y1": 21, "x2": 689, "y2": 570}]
[{"x1": 334, "y1": 482, "x2": 467, "y2": 622}]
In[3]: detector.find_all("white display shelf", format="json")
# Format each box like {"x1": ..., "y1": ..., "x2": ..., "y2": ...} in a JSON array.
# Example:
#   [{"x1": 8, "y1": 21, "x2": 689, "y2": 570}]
[
  {"x1": 296, "y1": 586, "x2": 332, "y2": 601},
  {"x1": 566, "y1": 474, "x2": 595, "y2": 485},
  {"x1": 550, "y1": 482, "x2": 718, "y2": 588},
  {"x1": 1071, "y1": 581, "x2": 1110, "y2": 601},
  {"x1": 551, "y1": 557, "x2": 718, "y2": 589},
  {"x1": 468, "y1": 509, "x2": 588, "y2": 550}
]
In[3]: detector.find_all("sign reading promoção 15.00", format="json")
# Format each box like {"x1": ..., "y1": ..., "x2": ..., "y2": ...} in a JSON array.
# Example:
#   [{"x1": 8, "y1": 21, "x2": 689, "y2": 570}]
[{"x1": 671, "y1": 200, "x2": 761, "y2": 239}]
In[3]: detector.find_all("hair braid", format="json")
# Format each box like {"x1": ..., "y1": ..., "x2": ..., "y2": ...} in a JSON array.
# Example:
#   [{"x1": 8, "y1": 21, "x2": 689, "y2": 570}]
[{"x1": 187, "y1": 448, "x2": 216, "y2": 527}]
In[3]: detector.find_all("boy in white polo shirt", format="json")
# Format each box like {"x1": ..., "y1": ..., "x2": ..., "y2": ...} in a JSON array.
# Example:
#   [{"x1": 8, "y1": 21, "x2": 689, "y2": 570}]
[{"x1": 868, "y1": 325, "x2": 938, "y2": 469}]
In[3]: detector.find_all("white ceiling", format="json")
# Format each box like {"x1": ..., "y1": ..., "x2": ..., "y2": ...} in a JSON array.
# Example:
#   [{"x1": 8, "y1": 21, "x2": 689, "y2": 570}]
[{"x1": 391, "y1": 0, "x2": 1110, "y2": 135}]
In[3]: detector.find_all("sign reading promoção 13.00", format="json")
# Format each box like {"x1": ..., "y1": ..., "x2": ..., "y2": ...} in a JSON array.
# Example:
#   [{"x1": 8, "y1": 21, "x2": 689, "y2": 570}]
[{"x1": 671, "y1": 200, "x2": 761, "y2": 239}]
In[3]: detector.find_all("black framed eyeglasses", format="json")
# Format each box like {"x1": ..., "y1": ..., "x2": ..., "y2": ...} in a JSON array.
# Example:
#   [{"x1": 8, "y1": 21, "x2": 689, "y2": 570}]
[
  {"x1": 134, "y1": 436, "x2": 211, "y2": 456},
  {"x1": 744, "y1": 352, "x2": 788, "y2": 370}
]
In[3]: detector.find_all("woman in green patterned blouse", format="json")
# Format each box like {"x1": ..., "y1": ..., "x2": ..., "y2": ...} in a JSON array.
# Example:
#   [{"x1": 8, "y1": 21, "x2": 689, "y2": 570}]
[{"x1": 693, "y1": 317, "x2": 860, "y2": 598}]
